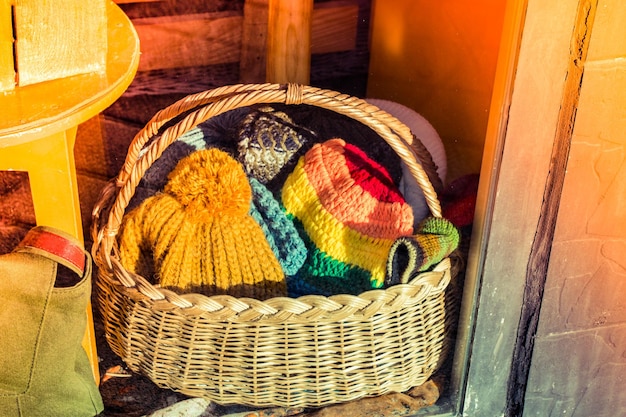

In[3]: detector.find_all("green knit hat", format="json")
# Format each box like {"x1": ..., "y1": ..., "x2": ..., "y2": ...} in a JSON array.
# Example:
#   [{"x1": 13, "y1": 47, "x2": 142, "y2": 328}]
[{"x1": 118, "y1": 148, "x2": 287, "y2": 300}]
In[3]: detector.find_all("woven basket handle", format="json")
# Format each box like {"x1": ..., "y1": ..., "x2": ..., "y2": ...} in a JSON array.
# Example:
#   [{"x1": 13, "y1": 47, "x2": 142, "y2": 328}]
[{"x1": 96, "y1": 84, "x2": 442, "y2": 263}]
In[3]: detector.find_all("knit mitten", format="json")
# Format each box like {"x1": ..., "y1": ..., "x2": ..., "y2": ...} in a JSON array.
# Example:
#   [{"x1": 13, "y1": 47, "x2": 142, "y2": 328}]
[
  {"x1": 237, "y1": 106, "x2": 316, "y2": 192},
  {"x1": 384, "y1": 217, "x2": 460, "y2": 286}
]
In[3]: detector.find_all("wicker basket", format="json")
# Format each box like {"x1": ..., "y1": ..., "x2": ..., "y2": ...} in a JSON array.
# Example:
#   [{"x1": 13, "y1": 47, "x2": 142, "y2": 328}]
[{"x1": 92, "y1": 83, "x2": 458, "y2": 408}]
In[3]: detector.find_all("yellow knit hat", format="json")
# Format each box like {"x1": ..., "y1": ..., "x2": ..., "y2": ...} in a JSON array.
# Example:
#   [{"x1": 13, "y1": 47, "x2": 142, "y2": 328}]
[{"x1": 118, "y1": 148, "x2": 286, "y2": 300}]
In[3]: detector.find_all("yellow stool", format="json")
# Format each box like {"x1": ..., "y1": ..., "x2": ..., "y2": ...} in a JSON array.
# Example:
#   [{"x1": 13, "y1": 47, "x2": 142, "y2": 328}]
[{"x1": 0, "y1": 1, "x2": 139, "y2": 382}]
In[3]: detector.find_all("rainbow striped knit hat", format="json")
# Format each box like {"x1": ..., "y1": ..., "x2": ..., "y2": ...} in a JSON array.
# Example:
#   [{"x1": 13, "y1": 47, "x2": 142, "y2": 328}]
[
  {"x1": 281, "y1": 138, "x2": 415, "y2": 296},
  {"x1": 118, "y1": 148, "x2": 287, "y2": 300}
]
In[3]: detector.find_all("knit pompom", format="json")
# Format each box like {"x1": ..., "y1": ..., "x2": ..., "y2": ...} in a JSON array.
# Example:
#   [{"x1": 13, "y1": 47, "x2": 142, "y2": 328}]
[
  {"x1": 127, "y1": 108, "x2": 249, "y2": 211},
  {"x1": 119, "y1": 148, "x2": 286, "y2": 300},
  {"x1": 165, "y1": 149, "x2": 251, "y2": 218}
]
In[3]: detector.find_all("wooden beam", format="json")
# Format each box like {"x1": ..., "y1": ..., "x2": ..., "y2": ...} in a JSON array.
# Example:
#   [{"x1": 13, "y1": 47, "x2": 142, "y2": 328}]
[
  {"x1": 266, "y1": 0, "x2": 313, "y2": 84},
  {"x1": 505, "y1": 0, "x2": 598, "y2": 414}
]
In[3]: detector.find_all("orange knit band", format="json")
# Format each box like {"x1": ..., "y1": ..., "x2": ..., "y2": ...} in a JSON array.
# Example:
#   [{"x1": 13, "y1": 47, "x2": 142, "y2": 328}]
[{"x1": 303, "y1": 139, "x2": 414, "y2": 239}]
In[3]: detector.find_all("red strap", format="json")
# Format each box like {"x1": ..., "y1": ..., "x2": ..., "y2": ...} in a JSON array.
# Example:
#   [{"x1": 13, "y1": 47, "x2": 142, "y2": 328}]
[{"x1": 18, "y1": 227, "x2": 85, "y2": 275}]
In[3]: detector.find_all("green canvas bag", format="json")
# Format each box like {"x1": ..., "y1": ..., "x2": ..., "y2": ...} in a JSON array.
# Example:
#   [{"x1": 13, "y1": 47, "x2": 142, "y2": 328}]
[{"x1": 0, "y1": 226, "x2": 104, "y2": 416}]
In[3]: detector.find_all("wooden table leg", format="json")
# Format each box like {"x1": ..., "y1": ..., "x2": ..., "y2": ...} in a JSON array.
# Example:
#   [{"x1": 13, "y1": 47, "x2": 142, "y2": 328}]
[{"x1": 0, "y1": 127, "x2": 100, "y2": 383}]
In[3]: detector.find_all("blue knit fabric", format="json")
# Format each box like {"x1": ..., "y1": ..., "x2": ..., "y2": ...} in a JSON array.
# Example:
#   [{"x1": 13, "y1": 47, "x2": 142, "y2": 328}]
[{"x1": 249, "y1": 178, "x2": 307, "y2": 276}]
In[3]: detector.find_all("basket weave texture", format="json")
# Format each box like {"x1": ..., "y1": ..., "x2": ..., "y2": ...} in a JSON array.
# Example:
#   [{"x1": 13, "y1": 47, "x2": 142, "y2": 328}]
[{"x1": 92, "y1": 83, "x2": 458, "y2": 407}]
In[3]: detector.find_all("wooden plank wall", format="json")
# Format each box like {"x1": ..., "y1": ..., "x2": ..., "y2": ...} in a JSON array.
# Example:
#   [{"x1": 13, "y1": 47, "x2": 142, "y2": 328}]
[{"x1": 116, "y1": 0, "x2": 359, "y2": 82}]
